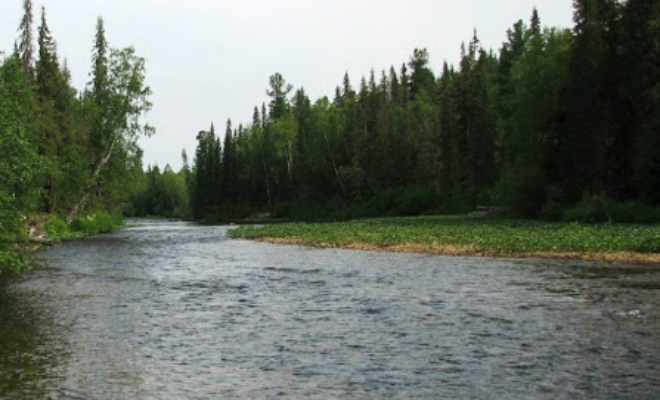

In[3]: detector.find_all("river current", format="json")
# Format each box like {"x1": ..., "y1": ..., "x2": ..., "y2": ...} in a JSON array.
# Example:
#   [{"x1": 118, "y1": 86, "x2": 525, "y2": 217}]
[{"x1": 1, "y1": 220, "x2": 659, "y2": 399}]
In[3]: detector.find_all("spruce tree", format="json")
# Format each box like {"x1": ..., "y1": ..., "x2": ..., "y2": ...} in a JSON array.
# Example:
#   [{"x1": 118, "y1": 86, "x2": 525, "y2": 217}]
[
  {"x1": 565, "y1": 0, "x2": 620, "y2": 200},
  {"x1": 17, "y1": 0, "x2": 34, "y2": 81},
  {"x1": 223, "y1": 119, "x2": 235, "y2": 202},
  {"x1": 408, "y1": 48, "x2": 435, "y2": 100},
  {"x1": 267, "y1": 73, "x2": 293, "y2": 120}
]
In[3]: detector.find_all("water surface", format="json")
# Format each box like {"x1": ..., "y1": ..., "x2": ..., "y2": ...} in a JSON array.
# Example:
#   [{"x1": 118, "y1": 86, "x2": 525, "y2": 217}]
[{"x1": 1, "y1": 220, "x2": 659, "y2": 398}]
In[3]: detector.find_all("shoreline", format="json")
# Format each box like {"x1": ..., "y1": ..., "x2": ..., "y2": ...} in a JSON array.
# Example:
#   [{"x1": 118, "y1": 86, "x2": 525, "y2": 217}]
[{"x1": 252, "y1": 236, "x2": 660, "y2": 265}]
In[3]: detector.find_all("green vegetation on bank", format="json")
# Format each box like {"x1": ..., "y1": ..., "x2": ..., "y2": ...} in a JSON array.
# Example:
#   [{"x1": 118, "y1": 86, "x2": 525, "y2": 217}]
[
  {"x1": 1, "y1": 1, "x2": 151, "y2": 274},
  {"x1": 230, "y1": 216, "x2": 660, "y2": 263},
  {"x1": 0, "y1": 212, "x2": 123, "y2": 275},
  {"x1": 45, "y1": 212, "x2": 123, "y2": 240}
]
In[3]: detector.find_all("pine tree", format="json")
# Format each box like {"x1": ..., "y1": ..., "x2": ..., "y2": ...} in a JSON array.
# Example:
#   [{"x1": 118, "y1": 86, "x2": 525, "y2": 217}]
[
  {"x1": 408, "y1": 48, "x2": 435, "y2": 100},
  {"x1": 222, "y1": 119, "x2": 235, "y2": 202},
  {"x1": 622, "y1": 0, "x2": 660, "y2": 203},
  {"x1": 92, "y1": 17, "x2": 108, "y2": 98},
  {"x1": 35, "y1": 6, "x2": 61, "y2": 103},
  {"x1": 17, "y1": 0, "x2": 34, "y2": 81},
  {"x1": 267, "y1": 73, "x2": 293, "y2": 120},
  {"x1": 89, "y1": 17, "x2": 110, "y2": 154},
  {"x1": 564, "y1": 0, "x2": 620, "y2": 200}
]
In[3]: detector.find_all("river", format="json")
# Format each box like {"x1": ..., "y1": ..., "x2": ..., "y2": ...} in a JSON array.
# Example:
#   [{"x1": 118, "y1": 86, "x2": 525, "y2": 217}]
[{"x1": 1, "y1": 220, "x2": 659, "y2": 399}]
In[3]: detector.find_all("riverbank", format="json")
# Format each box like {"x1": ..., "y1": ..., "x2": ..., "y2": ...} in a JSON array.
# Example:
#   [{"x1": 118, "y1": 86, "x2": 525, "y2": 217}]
[
  {"x1": 0, "y1": 212, "x2": 124, "y2": 276},
  {"x1": 230, "y1": 215, "x2": 660, "y2": 264}
]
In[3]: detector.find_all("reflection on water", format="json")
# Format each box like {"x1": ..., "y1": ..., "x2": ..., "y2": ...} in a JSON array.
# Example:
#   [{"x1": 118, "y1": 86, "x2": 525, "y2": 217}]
[
  {"x1": 1, "y1": 220, "x2": 659, "y2": 398},
  {"x1": 0, "y1": 279, "x2": 64, "y2": 396}
]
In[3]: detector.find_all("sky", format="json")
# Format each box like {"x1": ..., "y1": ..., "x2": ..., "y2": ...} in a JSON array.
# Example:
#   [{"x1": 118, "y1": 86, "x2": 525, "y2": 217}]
[{"x1": 1, "y1": 0, "x2": 574, "y2": 171}]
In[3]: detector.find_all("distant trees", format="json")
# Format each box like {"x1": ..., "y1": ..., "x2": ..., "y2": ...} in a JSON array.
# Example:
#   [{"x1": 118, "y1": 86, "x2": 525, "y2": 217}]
[
  {"x1": 130, "y1": 165, "x2": 188, "y2": 218},
  {"x1": 187, "y1": 1, "x2": 660, "y2": 221}
]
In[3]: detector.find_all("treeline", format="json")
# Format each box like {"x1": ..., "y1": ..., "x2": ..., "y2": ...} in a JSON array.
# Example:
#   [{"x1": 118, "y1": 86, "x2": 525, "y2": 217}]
[
  {"x1": 1, "y1": 0, "x2": 152, "y2": 271},
  {"x1": 128, "y1": 164, "x2": 189, "y2": 219},
  {"x1": 188, "y1": 0, "x2": 660, "y2": 222}
]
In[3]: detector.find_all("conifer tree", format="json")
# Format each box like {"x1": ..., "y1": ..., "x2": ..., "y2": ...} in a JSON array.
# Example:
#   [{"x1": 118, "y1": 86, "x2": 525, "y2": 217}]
[
  {"x1": 565, "y1": 0, "x2": 620, "y2": 200},
  {"x1": 223, "y1": 119, "x2": 236, "y2": 202},
  {"x1": 267, "y1": 73, "x2": 293, "y2": 120},
  {"x1": 17, "y1": 0, "x2": 34, "y2": 81},
  {"x1": 408, "y1": 48, "x2": 435, "y2": 100}
]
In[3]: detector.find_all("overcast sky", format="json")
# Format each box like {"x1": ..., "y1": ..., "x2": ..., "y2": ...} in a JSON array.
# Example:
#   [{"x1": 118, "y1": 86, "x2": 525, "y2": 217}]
[{"x1": 1, "y1": 0, "x2": 574, "y2": 170}]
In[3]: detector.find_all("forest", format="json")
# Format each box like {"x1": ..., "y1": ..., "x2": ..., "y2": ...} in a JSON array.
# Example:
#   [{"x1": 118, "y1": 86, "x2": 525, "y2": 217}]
[
  {"x1": 182, "y1": 0, "x2": 659, "y2": 223},
  {"x1": 2, "y1": 0, "x2": 660, "y2": 273},
  {"x1": 1, "y1": 0, "x2": 152, "y2": 271}
]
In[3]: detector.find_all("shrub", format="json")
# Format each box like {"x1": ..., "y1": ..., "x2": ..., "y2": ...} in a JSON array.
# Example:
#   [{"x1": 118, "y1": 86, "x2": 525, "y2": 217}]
[
  {"x1": 562, "y1": 193, "x2": 615, "y2": 223},
  {"x1": 609, "y1": 201, "x2": 660, "y2": 223},
  {"x1": 44, "y1": 216, "x2": 70, "y2": 239},
  {"x1": 540, "y1": 199, "x2": 563, "y2": 221},
  {"x1": 497, "y1": 164, "x2": 547, "y2": 219},
  {"x1": 70, "y1": 211, "x2": 123, "y2": 234},
  {"x1": 562, "y1": 194, "x2": 660, "y2": 224},
  {"x1": 0, "y1": 250, "x2": 37, "y2": 275}
]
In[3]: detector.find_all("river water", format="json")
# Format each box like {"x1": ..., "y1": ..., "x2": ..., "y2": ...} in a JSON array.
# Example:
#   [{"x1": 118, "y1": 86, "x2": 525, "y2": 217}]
[{"x1": 1, "y1": 220, "x2": 659, "y2": 399}]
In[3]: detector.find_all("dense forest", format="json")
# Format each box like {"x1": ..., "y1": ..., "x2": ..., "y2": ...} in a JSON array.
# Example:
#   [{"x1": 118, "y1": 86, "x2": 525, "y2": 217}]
[
  {"x1": 1, "y1": 0, "x2": 152, "y2": 270},
  {"x1": 183, "y1": 0, "x2": 660, "y2": 223}
]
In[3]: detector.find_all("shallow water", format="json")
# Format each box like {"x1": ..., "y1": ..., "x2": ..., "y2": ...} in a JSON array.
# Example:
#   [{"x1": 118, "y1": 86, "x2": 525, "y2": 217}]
[{"x1": 1, "y1": 220, "x2": 659, "y2": 399}]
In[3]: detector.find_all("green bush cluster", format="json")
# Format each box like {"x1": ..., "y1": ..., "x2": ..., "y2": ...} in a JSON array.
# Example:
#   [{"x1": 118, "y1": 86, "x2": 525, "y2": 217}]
[
  {"x1": 70, "y1": 212, "x2": 123, "y2": 234},
  {"x1": 0, "y1": 250, "x2": 38, "y2": 275},
  {"x1": 271, "y1": 185, "x2": 470, "y2": 222},
  {"x1": 562, "y1": 194, "x2": 660, "y2": 224},
  {"x1": 43, "y1": 216, "x2": 70, "y2": 239}
]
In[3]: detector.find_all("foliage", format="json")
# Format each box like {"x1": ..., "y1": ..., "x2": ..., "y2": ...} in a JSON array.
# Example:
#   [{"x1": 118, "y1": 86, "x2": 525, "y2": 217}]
[
  {"x1": 43, "y1": 216, "x2": 69, "y2": 238},
  {"x1": 563, "y1": 194, "x2": 660, "y2": 224},
  {"x1": 187, "y1": 1, "x2": 660, "y2": 224},
  {"x1": 1, "y1": 3, "x2": 151, "y2": 274},
  {"x1": 130, "y1": 165, "x2": 189, "y2": 218},
  {"x1": 69, "y1": 211, "x2": 123, "y2": 235},
  {"x1": 0, "y1": 251, "x2": 38, "y2": 275},
  {"x1": 0, "y1": 55, "x2": 40, "y2": 247}
]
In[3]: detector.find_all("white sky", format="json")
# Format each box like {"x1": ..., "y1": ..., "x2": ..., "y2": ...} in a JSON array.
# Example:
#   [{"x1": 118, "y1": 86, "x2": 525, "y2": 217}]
[{"x1": 1, "y1": 0, "x2": 574, "y2": 171}]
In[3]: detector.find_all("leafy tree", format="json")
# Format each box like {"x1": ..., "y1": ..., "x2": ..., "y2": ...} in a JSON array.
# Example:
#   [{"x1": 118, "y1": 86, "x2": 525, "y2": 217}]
[
  {"x1": 0, "y1": 55, "x2": 40, "y2": 246},
  {"x1": 68, "y1": 46, "x2": 154, "y2": 221}
]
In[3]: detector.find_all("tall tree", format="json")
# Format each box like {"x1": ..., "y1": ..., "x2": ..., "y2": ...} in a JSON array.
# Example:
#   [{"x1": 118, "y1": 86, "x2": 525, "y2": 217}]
[
  {"x1": 408, "y1": 48, "x2": 435, "y2": 100},
  {"x1": 564, "y1": 0, "x2": 620, "y2": 200},
  {"x1": 68, "y1": 46, "x2": 154, "y2": 222},
  {"x1": 17, "y1": 0, "x2": 34, "y2": 81},
  {"x1": 0, "y1": 55, "x2": 40, "y2": 246},
  {"x1": 267, "y1": 73, "x2": 293, "y2": 120}
]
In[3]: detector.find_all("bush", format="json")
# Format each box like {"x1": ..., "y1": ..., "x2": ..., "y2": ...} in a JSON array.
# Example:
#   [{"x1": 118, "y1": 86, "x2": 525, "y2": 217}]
[
  {"x1": 44, "y1": 216, "x2": 70, "y2": 239},
  {"x1": 563, "y1": 193, "x2": 615, "y2": 223},
  {"x1": 540, "y1": 199, "x2": 563, "y2": 221},
  {"x1": 70, "y1": 212, "x2": 123, "y2": 234},
  {"x1": 497, "y1": 164, "x2": 547, "y2": 219},
  {"x1": 0, "y1": 250, "x2": 37, "y2": 275},
  {"x1": 366, "y1": 185, "x2": 440, "y2": 217},
  {"x1": 563, "y1": 194, "x2": 660, "y2": 224},
  {"x1": 609, "y1": 201, "x2": 660, "y2": 223}
]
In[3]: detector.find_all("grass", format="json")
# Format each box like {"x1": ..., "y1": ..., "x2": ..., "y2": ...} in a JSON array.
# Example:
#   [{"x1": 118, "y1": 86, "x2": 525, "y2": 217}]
[{"x1": 229, "y1": 215, "x2": 660, "y2": 264}]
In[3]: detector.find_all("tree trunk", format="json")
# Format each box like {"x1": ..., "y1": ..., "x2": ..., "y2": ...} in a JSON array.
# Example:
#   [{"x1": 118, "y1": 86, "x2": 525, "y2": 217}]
[
  {"x1": 324, "y1": 133, "x2": 345, "y2": 195},
  {"x1": 66, "y1": 139, "x2": 116, "y2": 223}
]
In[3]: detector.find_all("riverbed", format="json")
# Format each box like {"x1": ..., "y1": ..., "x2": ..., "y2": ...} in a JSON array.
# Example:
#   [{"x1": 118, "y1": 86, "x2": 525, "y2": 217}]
[{"x1": 1, "y1": 220, "x2": 659, "y2": 398}]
